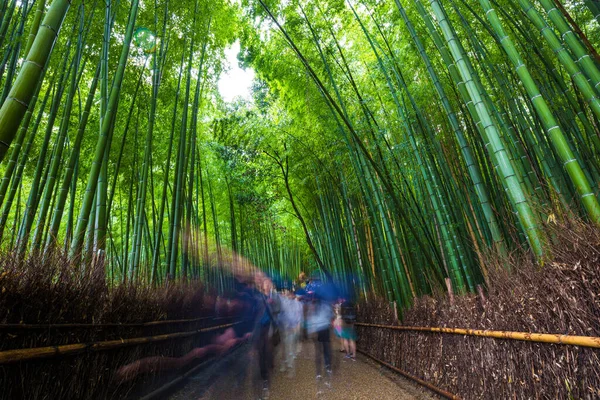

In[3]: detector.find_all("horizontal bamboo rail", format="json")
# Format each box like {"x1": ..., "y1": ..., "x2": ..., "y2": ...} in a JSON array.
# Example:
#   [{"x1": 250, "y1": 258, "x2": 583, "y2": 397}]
[
  {"x1": 358, "y1": 349, "x2": 460, "y2": 400},
  {"x1": 0, "y1": 322, "x2": 237, "y2": 364},
  {"x1": 0, "y1": 315, "x2": 235, "y2": 330},
  {"x1": 355, "y1": 323, "x2": 600, "y2": 348}
]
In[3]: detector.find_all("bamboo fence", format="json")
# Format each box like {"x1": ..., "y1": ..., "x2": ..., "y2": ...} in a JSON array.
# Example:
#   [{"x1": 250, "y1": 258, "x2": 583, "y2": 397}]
[
  {"x1": 0, "y1": 322, "x2": 238, "y2": 364},
  {"x1": 355, "y1": 322, "x2": 600, "y2": 348}
]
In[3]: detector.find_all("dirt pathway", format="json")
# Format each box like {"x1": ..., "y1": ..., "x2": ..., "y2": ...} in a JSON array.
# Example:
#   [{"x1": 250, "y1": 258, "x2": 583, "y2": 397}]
[{"x1": 170, "y1": 342, "x2": 435, "y2": 400}]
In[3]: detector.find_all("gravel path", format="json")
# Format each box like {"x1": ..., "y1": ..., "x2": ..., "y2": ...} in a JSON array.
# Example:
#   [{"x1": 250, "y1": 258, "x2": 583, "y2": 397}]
[{"x1": 169, "y1": 341, "x2": 436, "y2": 400}]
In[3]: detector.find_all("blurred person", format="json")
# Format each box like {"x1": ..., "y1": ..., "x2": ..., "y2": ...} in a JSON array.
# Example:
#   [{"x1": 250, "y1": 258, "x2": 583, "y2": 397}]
[
  {"x1": 333, "y1": 299, "x2": 344, "y2": 352},
  {"x1": 298, "y1": 271, "x2": 308, "y2": 289},
  {"x1": 114, "y1": 284, "x2": 256, "y2": 384},
  {"x1": 115, "y1": 327, "x2": 252, "y2": 383},
  {"x1": 306, "y1": 290, "x2": 334, "y2": 395},
  {"x1": 341, "y1": 298, "x2": 357, "y2": 361},
  {"x1": 279, "y1": 290, "x2": 303, "y2": 377},
  {"x1": 292, "y1": 288, "x2": 308, "y2": 356},
  {"x1": 277, "y1": 290, "x2": 290, "y2": 373},
  {"x1": 223, "y1": 277, "x2": 261, "y2": 397},
  {"x1": 251, "y1": 274, "x2": 278, "y2": 400}
]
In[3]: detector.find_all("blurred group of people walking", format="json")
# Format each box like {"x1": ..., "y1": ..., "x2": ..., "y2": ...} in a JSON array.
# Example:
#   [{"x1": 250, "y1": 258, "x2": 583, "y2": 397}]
[
  {"x1": 250, "y1": 271, "x2": 357, "y2": 399},
  {"x1": 113, "y1": 245, "x2": 358, "y2": 399}
]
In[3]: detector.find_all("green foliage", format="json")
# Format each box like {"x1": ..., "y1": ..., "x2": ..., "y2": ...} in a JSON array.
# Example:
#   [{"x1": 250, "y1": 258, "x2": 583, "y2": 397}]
[{"x1": 0, "y1": 0, "x2": 599, "y2": 307}]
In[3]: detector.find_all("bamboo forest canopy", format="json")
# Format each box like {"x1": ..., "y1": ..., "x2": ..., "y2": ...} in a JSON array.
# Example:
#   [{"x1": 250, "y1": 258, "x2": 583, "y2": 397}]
[{"x1": 1, "y1": 0, "x2": 600, "y2": 307}]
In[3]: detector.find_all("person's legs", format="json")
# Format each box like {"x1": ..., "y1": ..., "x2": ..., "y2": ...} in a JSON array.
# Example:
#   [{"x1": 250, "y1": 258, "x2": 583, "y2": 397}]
[
  {"x1": 288, "y1": 328, "x2": 297, "y2": 370},
  {"x1": 291, "y1": 326, "x2": 299, "y2": 357},
  {"x1": 316, "y1": 329, "x2": 331, "y2": 369},
  {"x1": 295, "y1": 325, "x2": 303, "y2": 355},
  {"x1": 254, "y1": 327, "x2": 269, "y2": 399},
  {"x1": 258, "y1": 327, "x2": 269, "y2": 382},
  {"x1": 348, "y1": 324, "x2": 357, "y2": 358},
  {"x1": 318, "y1": 330, "x2": 333, "y2": 391},
  {"x1": 267, "y1": 329, "x2": 275, "y2": 372},
  {"x1": 323, "y1": 335, "x2": 332, "y2": 372},
  {"x1": 281, "y1": 328, "x2": 291, "y2": 371},
  {"x1": 278, "y1": 338, "x2": 286, "y2": 372},
  {"x1": 314, "y1": 337, "x2": 322, "y2": 375}
]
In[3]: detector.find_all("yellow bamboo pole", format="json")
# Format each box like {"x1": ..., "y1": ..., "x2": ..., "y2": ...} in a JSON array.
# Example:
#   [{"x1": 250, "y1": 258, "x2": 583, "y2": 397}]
[
  {"x1": 0, "y1": 322, "x2": 237, "y2": 364},
  {"x1": 355, "y1": 323, "x2": 600, "y2": 348}
]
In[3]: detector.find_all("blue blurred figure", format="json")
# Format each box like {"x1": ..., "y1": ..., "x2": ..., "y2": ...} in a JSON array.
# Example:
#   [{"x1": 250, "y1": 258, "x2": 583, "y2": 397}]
[{"x1": 305, "y1": 273, "x2": 337, "y2": 395}]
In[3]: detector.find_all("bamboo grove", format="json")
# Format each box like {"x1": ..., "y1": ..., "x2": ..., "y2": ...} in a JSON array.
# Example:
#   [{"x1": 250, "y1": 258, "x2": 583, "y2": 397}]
[{"x1": 0, "y1": 0, "x2": 599, "y2": 308}]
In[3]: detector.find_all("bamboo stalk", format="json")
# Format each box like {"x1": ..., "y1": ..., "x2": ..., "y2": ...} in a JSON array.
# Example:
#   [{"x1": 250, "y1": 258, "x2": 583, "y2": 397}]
[
  {"x1": 355, "y1": 323, "x2": 600, "y2": 348},
  {"x1": 551, "y1": 0, "x2": 600, "y2": 64}
]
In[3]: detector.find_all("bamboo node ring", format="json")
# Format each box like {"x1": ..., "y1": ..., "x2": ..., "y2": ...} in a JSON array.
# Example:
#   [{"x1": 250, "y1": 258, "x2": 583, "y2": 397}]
[
  {"x1": 40, "y1": 24, "x2": 58, "y2": 36},
  {"x1": 547, "y1": 125, "x2": 560, "y2": 132},
  {"x1": 24, "y1": 60, "x2": 44, "y2": 69},
  {"x1": 7, "y1": 97, "x2": 28, "y2": 108},
  {"x1": 560, "y1": 30, "x2": 573, "y2": 40}
]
